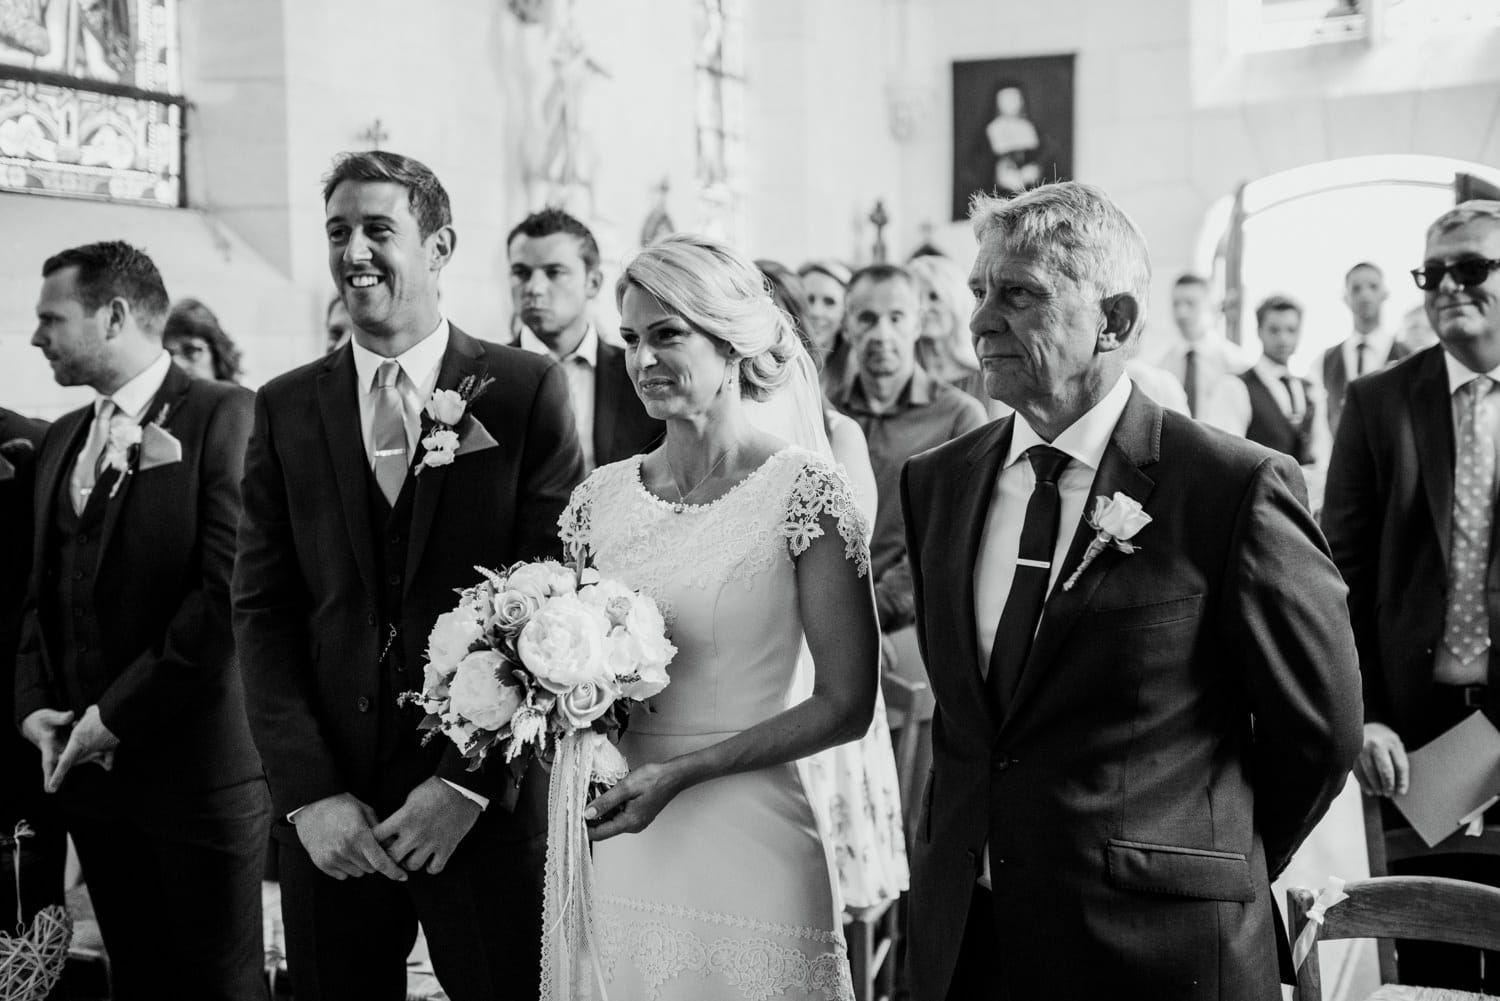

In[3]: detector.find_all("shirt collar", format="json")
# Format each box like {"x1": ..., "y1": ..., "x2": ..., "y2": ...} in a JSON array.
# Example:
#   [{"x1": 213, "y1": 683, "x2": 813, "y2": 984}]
[
  {"x1": 1254, "y1": 356, "x2": 1292, "y2": 381},
  {"x1": 844, "y1": 365, "x2": 935, "y2": 413},
  {"x1": 519, "y1": 324, "x2": 598, "y2": 368},
  {"x1": 351, "y1": 317, "x2": 450, "y2": 395},
  {"x1": 104, "y1": 351, "x2": 172, "y2": 421},
  {"x1": 1352, "y1": 325, "x2": 1395, "y2": 356},
  {"x1": 1005, "y1": 373, "x2": 1133, "y2": 474},
  {"x1": 1444, "y1": 349, "x2": 1500, "y2": 395}
]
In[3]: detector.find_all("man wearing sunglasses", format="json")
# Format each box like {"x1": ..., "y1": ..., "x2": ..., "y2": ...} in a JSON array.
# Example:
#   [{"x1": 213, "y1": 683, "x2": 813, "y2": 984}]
[{"x1": 1323, "y1": 199, "x2": 1500, "y2": 993}]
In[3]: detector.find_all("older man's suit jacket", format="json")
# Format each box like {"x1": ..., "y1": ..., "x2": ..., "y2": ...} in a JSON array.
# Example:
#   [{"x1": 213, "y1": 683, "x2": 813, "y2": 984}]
[
  {"x1": 901, "y1": 387, "x2": 1362, "y2": 1001},
  {"x1": 233, "y1": 324, "x2": 585, "y2": 821},
  {"x1": 1323, "y1": 346, "x2": 1497, "y2": 748},
  {"x1": 14, "y1": 365, "x2": 262, "y2": 792}
]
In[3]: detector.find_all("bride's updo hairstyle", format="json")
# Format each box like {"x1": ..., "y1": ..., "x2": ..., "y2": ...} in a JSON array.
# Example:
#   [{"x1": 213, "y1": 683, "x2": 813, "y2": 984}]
[{"x1": 616, "y1": 234, "x2": 799, "y2": 402}]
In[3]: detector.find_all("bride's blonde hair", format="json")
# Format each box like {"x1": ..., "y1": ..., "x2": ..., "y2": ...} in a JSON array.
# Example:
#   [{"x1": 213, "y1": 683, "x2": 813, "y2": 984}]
[{"x1": 616, "y1": 235, "x2": 799, "y2": 402}]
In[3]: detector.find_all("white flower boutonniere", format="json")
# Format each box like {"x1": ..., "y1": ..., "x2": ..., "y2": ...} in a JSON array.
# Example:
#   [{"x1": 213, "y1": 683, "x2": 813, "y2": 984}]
[
  {"x1": 416, "y1": 374, "x2": 495, "y2": 474},
  {"x1": 103, "y1": 402, "x2": 177, "y2": 498},
  {"x1": 1061, "y1": 491, "x2": 1151, "y2": 592}
]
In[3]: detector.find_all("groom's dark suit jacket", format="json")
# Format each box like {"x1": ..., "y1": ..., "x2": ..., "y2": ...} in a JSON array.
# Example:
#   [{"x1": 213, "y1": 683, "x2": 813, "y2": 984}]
[
  {"x1": 901, "y1": 387, "x2": 1362, "y2": 1001},
  {"x1": 233, "y1": 325, "x2": 584, "y2": 822}
]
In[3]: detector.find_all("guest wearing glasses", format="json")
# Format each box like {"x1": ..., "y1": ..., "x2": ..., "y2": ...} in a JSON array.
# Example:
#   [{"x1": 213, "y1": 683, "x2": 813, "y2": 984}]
[
  {"x1": 164, "y1": 298, "x2": 244, "y2": 383},
  {"x1": 1324, "y1": 200, "x2": 1500, "y2": 993},
  {"x1": 1320, "y1": 263, "x2": 1409, "y2": 435}
]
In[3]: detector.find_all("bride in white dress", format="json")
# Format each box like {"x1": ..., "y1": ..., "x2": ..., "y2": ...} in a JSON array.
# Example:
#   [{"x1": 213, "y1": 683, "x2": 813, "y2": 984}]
[{"x1": 558, "y1": 235, "x2": 880, "y2": 1001}]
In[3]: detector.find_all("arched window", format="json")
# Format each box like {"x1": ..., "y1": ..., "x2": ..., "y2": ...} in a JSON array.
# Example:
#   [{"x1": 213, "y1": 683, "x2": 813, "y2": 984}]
[{"x1": 0, "y1": 0, "x2": 184, "y2": 207}]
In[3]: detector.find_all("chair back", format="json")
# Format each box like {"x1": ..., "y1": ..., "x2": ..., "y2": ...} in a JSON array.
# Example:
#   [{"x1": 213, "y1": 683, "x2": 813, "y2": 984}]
[
  {"x1": 1288, "y1": 875, "x2": 1500, "y2": 1001},
  {"x1": 881, "y1": 672, "x2": 935, "y2": 856}
]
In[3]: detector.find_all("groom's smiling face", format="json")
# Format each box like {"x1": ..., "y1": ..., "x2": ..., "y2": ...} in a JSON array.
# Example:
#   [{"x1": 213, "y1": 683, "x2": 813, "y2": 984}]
[{"x1": 325, "y1": 180, "x2": 453, "y2": 341}]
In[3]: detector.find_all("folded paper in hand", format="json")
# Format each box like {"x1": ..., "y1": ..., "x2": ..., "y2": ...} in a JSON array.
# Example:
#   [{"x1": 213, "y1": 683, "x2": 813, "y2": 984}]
[{"x1": 1392, "y1": 710, "x2": 1500, "y2": 847}]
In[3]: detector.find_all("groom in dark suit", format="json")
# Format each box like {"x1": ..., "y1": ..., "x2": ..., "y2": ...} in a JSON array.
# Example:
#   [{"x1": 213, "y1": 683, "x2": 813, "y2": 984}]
[
  {"x1": 17, "y1": 241, "x2": 268, "y2": 1001},
  {"x1": 901, "y1": 182, "x2": 1362, "y2": 1000},
  {"x1": 233, "y1": 151, "x2": 585, "y2": 1001}
]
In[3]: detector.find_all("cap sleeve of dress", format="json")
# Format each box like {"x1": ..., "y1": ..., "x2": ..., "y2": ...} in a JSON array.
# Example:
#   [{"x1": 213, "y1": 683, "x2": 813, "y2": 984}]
[{"x1": 782, "y1": 453, "x2": 871, "y2": 578}]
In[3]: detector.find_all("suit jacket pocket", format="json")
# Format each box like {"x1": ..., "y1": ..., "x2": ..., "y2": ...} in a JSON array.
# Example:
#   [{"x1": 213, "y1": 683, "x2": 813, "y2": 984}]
[
  {"x1": 1088, "y1": 593, "x2": 1204, "y2": 632},
  {"x1": 1104, "y1": 838, "x2": 1253, "y2": 902}
]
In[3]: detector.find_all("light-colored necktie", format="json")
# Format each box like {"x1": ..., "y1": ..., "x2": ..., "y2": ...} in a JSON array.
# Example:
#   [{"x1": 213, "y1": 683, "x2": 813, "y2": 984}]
[
  {"x1": 70, "y1": 398, "x2": 115, "y2": 513},
  {"x1": 371, "y1": 360, "x2": 408, "y2": 505},
  {"x1": 1443, "y1": 377, "x2": 1496, "y2": 666}
]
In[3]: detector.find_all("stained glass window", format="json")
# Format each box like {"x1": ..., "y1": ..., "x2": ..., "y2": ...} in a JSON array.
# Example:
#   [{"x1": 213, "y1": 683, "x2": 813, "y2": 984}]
[{"x1": 0, "y1": 0, "x2": 183, "y2": 207}]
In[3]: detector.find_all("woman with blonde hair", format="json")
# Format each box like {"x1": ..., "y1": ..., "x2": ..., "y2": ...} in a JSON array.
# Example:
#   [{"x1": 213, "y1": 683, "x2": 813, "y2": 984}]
[
  {"x1": 558, "y1": 235, "x2": 878, "y2": 1001},
  {"x1": 908, "y1": 252, "x2": 989, "y2": 407}
]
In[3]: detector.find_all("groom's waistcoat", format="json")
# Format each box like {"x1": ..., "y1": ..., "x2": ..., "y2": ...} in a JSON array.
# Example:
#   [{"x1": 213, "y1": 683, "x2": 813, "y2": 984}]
[
  {"x1": 362, "y1": 462, "x2": 426, "y2": 779},
  {"x1": 42, "y1": 445, "x2": 111, "y2": 713}
]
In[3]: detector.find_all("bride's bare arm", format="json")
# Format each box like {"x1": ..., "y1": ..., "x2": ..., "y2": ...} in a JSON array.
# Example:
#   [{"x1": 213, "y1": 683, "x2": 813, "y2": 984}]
[{"x1": 584, "y1": 513, "x2": 879, "y2": 841}]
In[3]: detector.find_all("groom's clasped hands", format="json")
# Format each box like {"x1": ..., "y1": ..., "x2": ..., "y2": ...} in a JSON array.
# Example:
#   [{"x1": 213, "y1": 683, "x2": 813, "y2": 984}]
[{"x1": 293, "y1": 777, "x2": 481, "y2": 880}]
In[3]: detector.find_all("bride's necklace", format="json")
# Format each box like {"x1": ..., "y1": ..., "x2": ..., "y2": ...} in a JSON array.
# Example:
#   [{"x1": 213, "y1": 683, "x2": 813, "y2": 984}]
[{"x1": 665, "y1": 447, "x2": 733, "y2": 514}]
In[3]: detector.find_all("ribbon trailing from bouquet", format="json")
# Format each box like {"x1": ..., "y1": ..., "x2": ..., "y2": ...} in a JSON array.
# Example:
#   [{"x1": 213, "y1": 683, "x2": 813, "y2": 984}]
[
  {"x1": 1291, "y1": 875, "x2": 1348, "y2": 972},
  {"x1": 539, "y1": 730, "x2": 624, "y2": 1001}
]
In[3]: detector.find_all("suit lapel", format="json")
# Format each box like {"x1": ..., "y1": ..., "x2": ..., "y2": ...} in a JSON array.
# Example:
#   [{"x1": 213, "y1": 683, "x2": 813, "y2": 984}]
[
  {"x1": 1409, "y1": 349, "x2": 1455, "y2": 567},
  {"x1": 948, "y1": 419, "x2": 1012, "y2": 732},
  {"x1": 1002, "y1": 388, "x2": 1159, "y2": 731},
  {"x1": 593, "y1": 343, "x2": 623, "y2": 466},
  {"x1": 32, "y1": 408, "x2": 91, "y2": 573},
  {"x1": 317, "y1": 346, "x2": 380, "y2": 601},
  {"x1": 95, "y1": 364, "x2": 193, "y2": 564},
  {"x1": 404, "y1": 326, "x2": 485, "y2": 597}
]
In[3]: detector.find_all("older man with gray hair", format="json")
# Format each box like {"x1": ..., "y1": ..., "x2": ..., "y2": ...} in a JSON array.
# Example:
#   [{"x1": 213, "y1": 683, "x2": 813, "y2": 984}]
[{"x1": 900, "y1": 181, "x2": 1361, "y2": 1000}]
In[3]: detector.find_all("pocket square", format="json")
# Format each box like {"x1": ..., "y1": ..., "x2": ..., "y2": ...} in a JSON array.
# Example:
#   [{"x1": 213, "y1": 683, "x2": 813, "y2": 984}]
[
  {"x1": 455, "y1": 416, "x2": 499, "y2": 458},
  {"x1": 138, "y1": 422, "x2": 183, "y2": 471}
]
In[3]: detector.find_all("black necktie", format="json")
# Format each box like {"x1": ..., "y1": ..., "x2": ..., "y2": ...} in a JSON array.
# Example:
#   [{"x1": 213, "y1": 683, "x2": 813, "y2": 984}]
[
  {"x1": 987, "y1": 446, "x2": 1070, "y2": 716},
  {"x1": 1355, "y1": 340, "x2": 1369, "y2": 377},
  {"x1": 1280, "y1": 374, "x2": 1303, "y2": 422},
  {"x1": 1184, "y1": 348, "x2": 1199, "y2": 417}
]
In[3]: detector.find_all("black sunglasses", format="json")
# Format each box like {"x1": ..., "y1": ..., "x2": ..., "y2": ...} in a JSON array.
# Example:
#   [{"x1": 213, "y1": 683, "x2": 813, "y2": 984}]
[{"x1": 1410, "y1": 258, "x2": 1500, "y2": 290}]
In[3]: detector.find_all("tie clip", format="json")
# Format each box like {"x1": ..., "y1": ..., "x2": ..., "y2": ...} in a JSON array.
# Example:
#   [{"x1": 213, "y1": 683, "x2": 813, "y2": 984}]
[
  {"x1": 1016, "y1": 558, "x2": 1051, "y2": 569},
  {"x1": 373, "y1": 448, "x2": 406, "y2": 458}
]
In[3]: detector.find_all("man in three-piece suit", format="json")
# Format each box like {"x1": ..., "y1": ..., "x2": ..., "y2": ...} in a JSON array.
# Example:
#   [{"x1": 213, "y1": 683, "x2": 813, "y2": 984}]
[
  {"x1": 506, "y1": 207, "x2": 663, "y2": 470},
  {"x1": 1, "y1": 407, "x2": 61, "y2": 927},
  {"x1": 16, "y1": 242, "x2": 268, "y2": 1000},
  {"x1": 233, "y1": 151, "x2": 585, "y2": 1001},
  {"x1": 901, "y1": 182, "x2": 1363, "y2": 1000},
  {"x1": 1323, "y1": 200, "x2": 1500, "y2": 992}
]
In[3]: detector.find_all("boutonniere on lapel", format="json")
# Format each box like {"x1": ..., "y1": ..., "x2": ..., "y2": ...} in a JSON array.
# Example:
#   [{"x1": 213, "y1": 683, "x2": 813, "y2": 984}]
[
  {"x1": 415, "y1": 373, "x2": 498, "y2": 474},
  {"x1": 1061, "y1": 491, "x2": 1152, "y2": 592},
  {"x1": 103, "y1": 402, "x2": 181, "y2": 498}
]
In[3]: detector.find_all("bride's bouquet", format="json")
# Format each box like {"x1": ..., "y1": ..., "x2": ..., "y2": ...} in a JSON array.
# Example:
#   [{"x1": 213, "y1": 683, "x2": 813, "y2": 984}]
[{"x1": 405, "y1": 559, "x2": 675, "y2": 789}]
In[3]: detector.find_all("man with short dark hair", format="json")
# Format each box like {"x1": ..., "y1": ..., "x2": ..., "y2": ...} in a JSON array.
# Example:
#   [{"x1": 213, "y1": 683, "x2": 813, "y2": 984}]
[
  {"x1": 1324, "y1": 200, "x2": 1500, "y2": 992},
  {"x1": 830, "y1": 263, "x2": 987, "y2": 632},
  {"x1": 1153, "y1": 273, "x2": 1249, "y2": 416},
  {"x1": 234, "y1": 150, "x2": 584, "y2": 1001},
  {"x1": 506, "y1": 207, "x2": 661, "y2": 469},
  {"x1": 1203, "y1": 295, "x2": 1323, "y2": 467},
  {"x1": 1321, "y1": 262, "x2": 1409, "y2": 433},
  {"x1": 17, "y1": 240, "x2": 268, "y2": 1001}
]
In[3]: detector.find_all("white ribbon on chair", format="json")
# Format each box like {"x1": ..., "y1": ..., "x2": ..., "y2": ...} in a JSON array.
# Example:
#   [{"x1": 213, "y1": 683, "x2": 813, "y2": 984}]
[
  {"x1": 538, "y1": 730, "x2": 627, "y2": 1001},
  {"x1": 1292, "y1": 875, "x2": 1349, "y2": 972}
]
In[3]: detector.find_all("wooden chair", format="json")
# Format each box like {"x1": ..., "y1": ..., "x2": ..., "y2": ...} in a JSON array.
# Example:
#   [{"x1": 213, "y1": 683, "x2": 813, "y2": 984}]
[
  {"x1": 1289, "y1": 875, "x2": 1500, "y2": 1000},
  {"x1": 1361, "y1": 793, "x2": 1500, "y2": 981},
  {"x1": 845, "y1": 669, "x2": 935, "y2": 1001}
]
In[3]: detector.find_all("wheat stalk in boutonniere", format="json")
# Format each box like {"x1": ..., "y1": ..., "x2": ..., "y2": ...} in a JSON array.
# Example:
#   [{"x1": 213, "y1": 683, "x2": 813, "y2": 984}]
[
  {"x1": 416, "y1": 373, "x2": 495, "y2": 473},
  {"x1": 1061, "y1": 491, "x2": 1152, "y2": 592}
]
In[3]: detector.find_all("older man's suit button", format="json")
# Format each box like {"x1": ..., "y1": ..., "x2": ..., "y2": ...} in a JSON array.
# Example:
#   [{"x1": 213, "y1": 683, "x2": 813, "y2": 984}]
[
  {"x1": 386, "y1": 572, "x2": 401, "y2": 586},
  {"x1": 367, "y1": 613, "x2": 377, "y2": 626},
  {"x1": 993, "y1": 752, "x2": 1014, "y2": 770},
  {"x1": 356, "y1": 696, "x2": 371, "y2": 713}
]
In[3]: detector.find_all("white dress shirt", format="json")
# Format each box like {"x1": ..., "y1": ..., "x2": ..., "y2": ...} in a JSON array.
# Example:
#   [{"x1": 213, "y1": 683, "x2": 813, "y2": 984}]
[
  {"x1": 1152, "y1": 334, "x2": 1250, "y2": 416},
  {"x1": 1339, "y1": 325, "x2": 1397, "y2": 382},
  {"x1": 1435, "y1": 351, "x2": 1500, "y2": 685},
  {"x1": 344, "y1": 319, "x2": 490, "y2": 813},
  {"x1": 970, "y1": 373, "x2": 1132, "y2": 888},
  {"x1": 519, "y1": 325, "x2": 598, "y2": 469},
  {"x1": 106, "y1": 350, "x2": 174, "y2": 423},
  {"x1": 1201, "y1": 359, "x2": 1307, "y2": 436},
  {"x1": 350, "y1": 318, "x2": 449, "y2": 465}
]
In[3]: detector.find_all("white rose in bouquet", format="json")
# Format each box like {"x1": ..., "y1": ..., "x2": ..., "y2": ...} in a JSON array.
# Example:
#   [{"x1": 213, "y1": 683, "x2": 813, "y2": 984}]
[
  {"x1": 448, "y1": 651, "x2": 524, "y2": 730},
  {"x1": 557, "y1": 676, "x2": 620, "y2": 729},
  {"x1": 427, "y1": 606, "x2": 484, "y2": 676},
  {"x1": 518, "y1": 593, "x2": 611, "y2": 693},
  {"x1": 603, "y1": 631, "x2": 672, "y2": 700},
  {"x1": 580, "y1": 578, "x2": 637, "y2": 628},
  {"x1": 491, "y1": 588, "x2": 539, "y2": 634}
]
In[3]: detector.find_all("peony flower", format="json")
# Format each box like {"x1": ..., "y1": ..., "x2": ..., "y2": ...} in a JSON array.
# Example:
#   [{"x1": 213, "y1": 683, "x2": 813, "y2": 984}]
[
  {"x1": 518, "y1": 593, "x2": 611, "y2": 693},
  {"x1": 422, "y1": 661, "x2": 453, "y2": 702},
  {"x1": 557, "y1": 676, "x2": 619, "y2": 729},
  {"x1": 491, "y1": 589, "x2": 539, "y2": 634},
  {"x1": 425, "y1": 388, "x2": 467, "y2": 426},
  {"x1": 605, "y1": 630, "x2": 673, "y2": 699},
  {"x1": 580, "y1": 578, "x2": 637, "y2": 628},
  {"x1": 507, "y1": 560, "x2": 577, "y2": 605},
  {"x1": 623, "y1": 593, "x2": 669, "y2": 646},
  {"x1": 427, "y1": 607, "x2": 483, "y2": 676},
  {"x1": 1091, "y1": 492, "x2": 1151, "y2": 544},
  {"x1": 447, "y1": 650, "x2": 524, "y2": 730}
]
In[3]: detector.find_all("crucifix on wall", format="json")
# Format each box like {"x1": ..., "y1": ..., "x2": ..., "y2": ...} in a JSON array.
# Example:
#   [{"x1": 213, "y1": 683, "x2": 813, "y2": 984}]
[{"x1": 358, "y1": 118, "x2": 389, "y2": 150}]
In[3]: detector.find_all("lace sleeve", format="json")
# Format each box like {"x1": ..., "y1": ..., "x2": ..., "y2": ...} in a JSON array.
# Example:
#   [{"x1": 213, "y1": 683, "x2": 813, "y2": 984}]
[
  {"x1": 782, "y1": 456, "x2": 871, "y2": 577},
  {"x1": 558, "y1": 472, "x2": 598, "y2": 567}
]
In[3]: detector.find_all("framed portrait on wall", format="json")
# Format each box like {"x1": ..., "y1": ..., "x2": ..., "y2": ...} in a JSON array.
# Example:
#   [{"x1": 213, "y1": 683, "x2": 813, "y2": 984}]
[{"x1": 951, "y1": 54, "x2": 1075, "y2": 221}]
